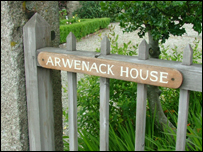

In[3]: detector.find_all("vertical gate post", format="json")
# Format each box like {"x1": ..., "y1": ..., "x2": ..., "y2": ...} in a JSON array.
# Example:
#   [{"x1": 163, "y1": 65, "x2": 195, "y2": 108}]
[
  {"x1": 135, "y1": 40, "x2": 149, "y2": 151},
  {"x1": 66, "y1": 32, "x2": 78, "y2": 151},
  {"x1": 176, "y1": 44, "x2": 193, "y2": 151},
  {"x1": 23, "y1": 13, "x2": 55, "y2": 150},
  {"x1": 100, "y1": 36, "x2": 110, "y2": 151}
]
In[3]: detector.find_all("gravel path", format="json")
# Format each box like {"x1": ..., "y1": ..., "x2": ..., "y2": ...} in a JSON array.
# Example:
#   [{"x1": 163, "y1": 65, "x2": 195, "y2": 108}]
[{"x1": 59, "y1": 22, "x2": 202, "y2": 135}]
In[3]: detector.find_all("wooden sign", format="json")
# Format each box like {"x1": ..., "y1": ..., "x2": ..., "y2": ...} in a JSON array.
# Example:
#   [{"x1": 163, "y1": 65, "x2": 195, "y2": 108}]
[{"x1": 38, "y1": 52, "x2": 183, "y2": 88}]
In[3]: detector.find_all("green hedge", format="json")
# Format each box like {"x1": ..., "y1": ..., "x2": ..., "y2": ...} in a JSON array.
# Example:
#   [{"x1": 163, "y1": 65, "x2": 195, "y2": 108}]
[
  {"x1": 60, "y1": 18, "x2": 110, "y2": 43},
  {"x1": 60, "y1": 19, "x2": 87, "y2": 25}
]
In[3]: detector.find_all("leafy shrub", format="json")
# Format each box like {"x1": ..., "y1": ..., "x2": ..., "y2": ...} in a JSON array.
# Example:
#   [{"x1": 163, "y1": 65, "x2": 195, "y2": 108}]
[
  {"x1": 72, "y1": 1, "x2": 106, "y2": 19},
  {"x1": 59, "y1": 18, "x2": 110, "y2": 43},
  {"x1": 59, "y1": 8, "x2": 68, "y2": 20},
  {"x1": 100, "y1": 1, "x2": 123, "y2": 22},
  {"x1": 58, "y1": 1, "x2": 67, "y2": 10},
  {"x1": 59, "y1": 19, "x2": 69, "y2": 25},
  {"x1": 72, "y1": 1, "x2": 121, "y2": 22},
  {"x1": 60, "y1": 15, "x2": 84, "y2": 26},
  {"x1": 63, "y1": 105, "x2": 202, "y2": 151},
  {"x1": 65, "y1": 14, "x2": 80, "y2": 24}
]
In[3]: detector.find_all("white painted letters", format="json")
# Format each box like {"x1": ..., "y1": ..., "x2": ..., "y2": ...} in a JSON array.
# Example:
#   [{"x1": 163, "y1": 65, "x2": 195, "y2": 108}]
[
  {"x1": 55, "y1": 57, "x2": 61, "y2": 67},
  {"x1": 160, "y1": 72, "x2": 168, "y2": 83},
  {"x1": 99, "y1": 64, "x2": 107, "y2": 74},
  {"x1": 150, "y1": 71, "x2": 158, "y2": 82},
  {"x1": 130, "y1": 68, "x2": 138, "y2": 79},
  {"x1": 82, "y1": 61, "x2": 89, "y2": 71},
  {"x1": 44, "y1": 56, "x2": 170, "y2": 85},
  {"x1": 90, "y1": 62, "x2": 99, "y2": 73},
  {"x1": 140, "y1": 69, "x2": 149, "y2": 80},
  {"x1": 120, "y1": 66, "x2": 128, "y2": 77},
  {"x1": 107, "y1": 64, "x2": 114, "y2": 75},
  {"x1": 62, "y1": 58, "x2": 73, "y2": 68},
  {"x1": 74, "y1": 60, "x2": 81, "y2": 70},
  {"x1": 46, "y1": 56, "x2": 54, "y2": 66}
]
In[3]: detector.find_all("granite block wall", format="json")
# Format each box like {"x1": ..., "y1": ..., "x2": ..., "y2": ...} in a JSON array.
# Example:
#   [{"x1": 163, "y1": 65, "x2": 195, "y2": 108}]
[{"x1": 1, "y1": 1, "x2": 63, "y2": 151}]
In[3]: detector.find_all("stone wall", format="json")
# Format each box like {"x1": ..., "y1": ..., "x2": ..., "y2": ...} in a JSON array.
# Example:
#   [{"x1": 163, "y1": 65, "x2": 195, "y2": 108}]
[
  {"x1": 67, "y1": 1, "x2": 81, "y2": 18},
  {"x1": 1, "y1": 1, "x2": 63, "y2": 151}
]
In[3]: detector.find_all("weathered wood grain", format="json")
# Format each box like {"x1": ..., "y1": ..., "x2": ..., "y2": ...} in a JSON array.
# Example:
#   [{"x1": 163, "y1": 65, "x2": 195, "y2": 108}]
[
  {"x1": 100, "y1": 36, "x2": 110, "y2": 151},
  {"x1": 176, "y1": 44, "x2": 193, "y2": 151},
  {"x1": 37, "y1": 47, "x2": 202, "y2": 92},
  {"x1": 66, "y1": 32, "x2": 78, "y2": 151},
  {"x1": 38, "y1": 52, "x2": 183, "y2": 89},
  {"x1": 135, "y1": 40, "x2": 148, "y2": 151},
  {"x1": 23, "y1": 13, "x2": 55, "y2": 150}
]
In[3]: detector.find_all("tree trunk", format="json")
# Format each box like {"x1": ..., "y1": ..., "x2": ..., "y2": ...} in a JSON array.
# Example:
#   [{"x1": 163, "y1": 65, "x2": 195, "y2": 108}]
[
  {"x1": 147, "y1": 30, "x2": 196, "y2": 150},
  {"x1": 147, "y1": 31, "x2": 176, "y2": 132}
]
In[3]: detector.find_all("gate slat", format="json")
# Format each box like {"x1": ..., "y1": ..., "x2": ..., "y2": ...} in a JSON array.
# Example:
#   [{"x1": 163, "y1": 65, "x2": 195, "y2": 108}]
[
  {"x1": 66, "y1": 32, "x2": 78, "y2": 151},
  {"x1": 100, "y1": 36, "x2": 110, "y2": 151},
  {"x1": 176, "y1": 44, "x2": 193, "y2": 151},
  {"x1": 135, "y1": 40, "x2": 149, "y2": 151}
]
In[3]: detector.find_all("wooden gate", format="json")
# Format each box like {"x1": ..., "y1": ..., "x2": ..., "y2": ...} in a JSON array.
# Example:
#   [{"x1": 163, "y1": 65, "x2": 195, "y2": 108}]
[{"x1": 23, "y1": 13, "x2": 202, "y2": 151}]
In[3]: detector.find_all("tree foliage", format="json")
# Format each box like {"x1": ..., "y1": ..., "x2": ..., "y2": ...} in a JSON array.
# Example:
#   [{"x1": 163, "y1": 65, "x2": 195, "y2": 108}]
[
  {"x1": 72, "y1": 1, "x2": 106, "y2": 19},
  {"x1": 58, "y1": 1, "x2": 67, "y2": 10},
  {"x1": 72, "y1": 1, "x2": 121, "y2": 22},
  {"x1": 100, "y1": 1, "x2": 202, "y2": 43}
]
